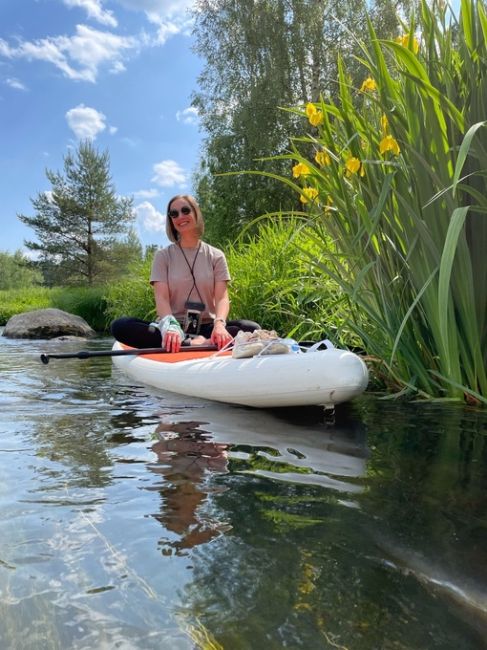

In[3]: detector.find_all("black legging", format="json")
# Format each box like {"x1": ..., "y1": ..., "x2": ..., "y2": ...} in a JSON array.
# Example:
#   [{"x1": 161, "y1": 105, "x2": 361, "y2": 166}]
[{"x1": 111, "y1": 316, "x2": 261, "y2": 349}]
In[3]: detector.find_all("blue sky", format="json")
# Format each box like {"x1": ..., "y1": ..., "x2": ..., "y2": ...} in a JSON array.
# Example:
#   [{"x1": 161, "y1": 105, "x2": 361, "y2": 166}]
[
  {"x1": 0, "y1": 0, "x2": 202, "y2": 254},
  {"x1": 1, "y1": 0, "x2": 462, "y2": 257}
]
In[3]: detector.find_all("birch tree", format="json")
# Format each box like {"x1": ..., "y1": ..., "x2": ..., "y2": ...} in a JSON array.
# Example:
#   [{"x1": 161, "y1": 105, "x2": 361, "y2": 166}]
[{"x1": 192, "y1": 0, "x2": 415, "y2": 245}]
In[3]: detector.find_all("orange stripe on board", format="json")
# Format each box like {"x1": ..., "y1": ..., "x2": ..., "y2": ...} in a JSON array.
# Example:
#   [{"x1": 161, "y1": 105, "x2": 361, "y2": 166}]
[{"x1": 120, "y1": 343, "x2": 232, "y2": 363}]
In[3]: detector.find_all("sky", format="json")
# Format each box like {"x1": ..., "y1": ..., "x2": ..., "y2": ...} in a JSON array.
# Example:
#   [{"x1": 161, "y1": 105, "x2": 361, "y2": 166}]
[
  {"x1": 0, "y1": 0, "x2": 203, "y2": 254},
  {"x1": 0, "y1": 0, "x2": 462, "y2": 257}
]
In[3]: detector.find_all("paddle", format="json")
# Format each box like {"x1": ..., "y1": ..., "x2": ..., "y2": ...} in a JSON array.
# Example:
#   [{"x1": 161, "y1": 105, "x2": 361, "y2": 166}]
[{"x1": 40, "y1": 345, "x2": 218, "y2": 365}]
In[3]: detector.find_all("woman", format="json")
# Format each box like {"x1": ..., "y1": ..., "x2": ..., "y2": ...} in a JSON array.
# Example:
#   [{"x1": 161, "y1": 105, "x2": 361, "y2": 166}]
[{"x1": 111, "y1": 194, "x2": 259, "y2": 352}]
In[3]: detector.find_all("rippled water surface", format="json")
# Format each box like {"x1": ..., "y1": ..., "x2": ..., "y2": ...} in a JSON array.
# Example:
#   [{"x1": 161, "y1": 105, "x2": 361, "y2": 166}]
[{"x1": 1, "y1": 332, "x2": 486, "y2": 649}]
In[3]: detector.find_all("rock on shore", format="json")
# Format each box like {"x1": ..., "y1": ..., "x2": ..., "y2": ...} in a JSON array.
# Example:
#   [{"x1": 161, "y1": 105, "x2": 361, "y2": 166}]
[{"x1": 2, "y1": 308, "x2": 96, "y2": 339}]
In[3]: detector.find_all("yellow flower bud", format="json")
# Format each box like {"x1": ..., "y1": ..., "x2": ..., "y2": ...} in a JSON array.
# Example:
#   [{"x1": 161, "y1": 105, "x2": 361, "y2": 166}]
[
  {"x1": 309, "y1": 111, "x2": 324, "y2": 127},
  {"x1": 396, "y1": 34, "x2": 419, "y2": 54},
  {"x1": 379, "y1": 135, "x2": 401, "y2": 156},
  {"x1": 315, "y1": 150, "x2": 331, "y2": 166},
  {"x1": 292, "y1": 162, "x2": 311, "y2": 178},
  {"x1": 299, "y1": 187, "x2": 319, "y2": 204},
  {"x1": 305, "y1": 102, "x2": 316, "y2": 118},
  {"x1": 305, "y1": 102, "x2": 324, "y2": 126},
  {"x1": 345, "y1": 156, "x2": 362, "y2": 175},
  {"x1": 360, "y1": 77, "x2": 377, "y2": 92}
]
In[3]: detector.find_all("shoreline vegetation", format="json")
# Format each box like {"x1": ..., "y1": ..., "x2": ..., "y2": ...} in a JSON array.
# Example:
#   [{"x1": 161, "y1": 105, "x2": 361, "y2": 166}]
[{"x1": 2, "y1": 0, "x2": 486, "y2": 405}]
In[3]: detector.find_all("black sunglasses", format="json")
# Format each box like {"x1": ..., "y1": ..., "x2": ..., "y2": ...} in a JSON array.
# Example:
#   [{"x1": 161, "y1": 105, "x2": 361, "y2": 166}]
[{"x1": 168, "y1": 206, "x2": 192, "y2": 219}]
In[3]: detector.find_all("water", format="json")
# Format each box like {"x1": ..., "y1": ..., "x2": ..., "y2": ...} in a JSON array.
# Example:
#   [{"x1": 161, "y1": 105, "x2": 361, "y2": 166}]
[{"x1": 1, "y1": 332, "x2": 486, "y2": 649}]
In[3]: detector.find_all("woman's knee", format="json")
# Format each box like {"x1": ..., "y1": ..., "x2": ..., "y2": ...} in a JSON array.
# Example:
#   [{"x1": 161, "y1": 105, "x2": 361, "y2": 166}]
[
  {"x1": 111, "y1": 316, "x2": 135, "y2": 338},
  {"x1": 232, "y1": 319, "x2": 261, "y2": 332}
]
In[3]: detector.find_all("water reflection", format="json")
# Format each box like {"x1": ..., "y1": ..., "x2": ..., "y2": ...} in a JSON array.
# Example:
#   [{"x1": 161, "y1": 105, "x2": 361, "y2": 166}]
[
  {"x1": 1, "y1": 333, "x2": 486, "y2": 649},
  {"x1": 142, "y1": 409, "x2": 368, "y2": 560},
  {"x1": 147, "y1": 421, "x2": 230, "y2": 556}
]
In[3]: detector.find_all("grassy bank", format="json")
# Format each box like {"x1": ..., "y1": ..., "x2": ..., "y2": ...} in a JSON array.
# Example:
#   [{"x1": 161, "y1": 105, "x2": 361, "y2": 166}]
[{"x1": 0, "y1": 286, "x2": 109, "y2": 332}]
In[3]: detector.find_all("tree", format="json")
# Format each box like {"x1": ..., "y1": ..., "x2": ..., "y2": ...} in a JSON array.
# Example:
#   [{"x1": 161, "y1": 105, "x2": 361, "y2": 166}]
[
  {"x1": 191, "y1": 0, "x2": 417, "y2": 246},
  {"x1": 18, "y1": 141, "x2": 135, "y2": 286},
  {"x1": 0, "y1": 250, "x2": 42, "y2": 290}
]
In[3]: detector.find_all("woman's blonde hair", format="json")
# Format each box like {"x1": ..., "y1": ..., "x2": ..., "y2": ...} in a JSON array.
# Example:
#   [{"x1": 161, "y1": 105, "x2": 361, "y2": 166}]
[{"x1": 165, "y1": 195, "x2": 205, "y2": 243}]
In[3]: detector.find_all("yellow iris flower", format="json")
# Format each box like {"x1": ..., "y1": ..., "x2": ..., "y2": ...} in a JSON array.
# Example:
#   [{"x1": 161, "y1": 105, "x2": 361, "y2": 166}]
[
  {"x1": 315, "y1": 150, "x2": 331, "y2": 167},
  {"x1": 305, "y1": 102, "x2": 324, "y2": 127},
  {"x1": 396, "y1": 34, "x2": 420, "y2": 54},
  {"x1": 345, "y1": 156, "x2": 365, "y2": 177},
  {"x1": 300, "y1": 187, "x2": 319, "y2": 204},
  {"x1": 379, "y1": 135, "x2": 401, "y2": 156},
  {"x1": 292, "y1": 162, "x2": 311, "y2": 178},
  {"x1": 360, "y1": 77, "x2": 377, "y2": 92},
  {"x1": 381, "y1": 114, "x2": 389, "y2": 136}
]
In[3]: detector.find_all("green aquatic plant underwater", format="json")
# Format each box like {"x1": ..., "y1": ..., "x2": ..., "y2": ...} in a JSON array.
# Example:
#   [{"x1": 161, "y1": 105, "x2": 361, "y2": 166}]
[{"x1": 272, "y1": 0, "x2": 487, "y2": 403}]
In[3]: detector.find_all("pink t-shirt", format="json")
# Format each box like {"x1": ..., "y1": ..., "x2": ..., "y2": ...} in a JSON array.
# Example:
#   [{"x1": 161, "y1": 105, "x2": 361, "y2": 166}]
[{"x1": 150, "y1": 242, "x2": 231, "y2": 322}]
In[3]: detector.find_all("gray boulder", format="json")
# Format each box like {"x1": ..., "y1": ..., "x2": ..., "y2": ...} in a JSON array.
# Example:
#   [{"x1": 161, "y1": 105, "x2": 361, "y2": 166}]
[{"x1": 3, "y1": 308, "x2": 96, "y2": 339}]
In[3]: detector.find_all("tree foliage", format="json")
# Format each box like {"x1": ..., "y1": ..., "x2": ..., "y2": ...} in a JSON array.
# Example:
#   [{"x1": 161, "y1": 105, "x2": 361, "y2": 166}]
[
  {"x1": 192, "y1": 0, "x2": 417, "y2": 246},
  {"x1": 0, "y1": 250, "x2": 42, "y2": 290},
  {"x1": 18, "y1": 141, "x2": 138, "y2": 286}
]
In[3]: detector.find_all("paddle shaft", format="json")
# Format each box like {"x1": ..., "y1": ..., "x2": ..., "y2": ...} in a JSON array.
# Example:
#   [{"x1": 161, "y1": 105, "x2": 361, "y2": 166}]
[{"x1": 40, "y1": 345, "x2": 218, "y2": 365}]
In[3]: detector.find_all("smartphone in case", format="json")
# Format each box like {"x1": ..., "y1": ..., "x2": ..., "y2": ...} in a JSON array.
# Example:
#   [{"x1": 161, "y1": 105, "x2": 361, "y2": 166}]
[
  {"x1": 185, "y1": 300, "x2": 205, "y2": 312},
  {"x1": 184, "y1": 309, "x2": 202, "y2": 335}
]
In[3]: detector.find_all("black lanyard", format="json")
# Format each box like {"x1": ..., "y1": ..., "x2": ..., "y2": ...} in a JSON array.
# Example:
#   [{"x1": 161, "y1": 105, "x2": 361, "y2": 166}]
[{"x1": 178, "y1": 242, "x2": 204, "y2": 306}]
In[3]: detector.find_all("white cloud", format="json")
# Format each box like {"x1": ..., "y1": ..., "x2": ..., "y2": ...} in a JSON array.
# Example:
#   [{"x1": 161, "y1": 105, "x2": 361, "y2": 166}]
[
  {"x1": 133, "y1": 188, "x2": 160, "y2": 199},
  {"x1": 153, "y1": 21, "x2": 181, "y2": 45},
  {"x1": 5, "y1": 77, "x2": 27, "y2": 91},
  {"x1": 114, "y1": 0, "x2": 193, "y2": 43},
  {"x1": 134, "y1": 200, "x2": 166, "y2": 232},
  {"x1": 176, "y1": 106, "x2": 199, "y2": 125},
  {"x1": 66, "y1": 104, "x2": 107, "y2": 139},
  {"x1": 151, "y1": 160, "x2": 187, "y2": 187},
  {"x1": 63, "y1": 0, "x2": 118, "y2": 28},
  {"x1": 0, "y1": 25, "x2": 136, "y2": 83},
  {"x1": 115, "y1": 0, "x2": 193, "y2": 20}
]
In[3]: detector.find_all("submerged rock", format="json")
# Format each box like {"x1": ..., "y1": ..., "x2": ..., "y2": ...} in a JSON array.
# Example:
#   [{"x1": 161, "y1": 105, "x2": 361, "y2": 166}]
[{"x1": 3, "y1": 308, "x2": 96, "y2": 339}]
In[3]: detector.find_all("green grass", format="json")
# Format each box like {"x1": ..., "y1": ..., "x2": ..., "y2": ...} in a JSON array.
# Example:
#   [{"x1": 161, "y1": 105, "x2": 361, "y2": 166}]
[
  {"x1": 0, "y1": 286, "x2": 110, "y2": 332},
  {"x1": 0, "y1": 287, "x2": 53, "y2": 325},
  {"x1": 226, "y1": 218, "x2": 360, "y2": 345}
]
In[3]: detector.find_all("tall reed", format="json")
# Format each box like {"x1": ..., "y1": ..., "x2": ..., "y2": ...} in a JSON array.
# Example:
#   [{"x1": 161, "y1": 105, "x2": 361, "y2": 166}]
[{"x1": 278, "y1": 0, "x2": 486, "y2": 401}]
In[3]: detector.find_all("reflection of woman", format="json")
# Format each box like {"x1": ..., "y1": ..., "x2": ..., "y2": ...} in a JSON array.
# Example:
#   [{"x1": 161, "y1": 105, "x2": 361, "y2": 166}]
[
  {"x1": 148, "y1": 422, "x2": 230, "y2": 555},
  {"x1": 111, "y1": 194, "x2": 259, "y2": 352}
]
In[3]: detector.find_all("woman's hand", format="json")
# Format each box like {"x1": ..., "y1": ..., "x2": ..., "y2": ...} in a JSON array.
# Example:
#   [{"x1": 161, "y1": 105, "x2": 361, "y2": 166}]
[
  {"x1": 152, "y1": 315, "x2": 185, "y2": 353},
  {"x1": 210, "y1": 321, "x2": 233, "y2": 350},
  {"x1": 163, "y1": 330, "x2": 182, "y2": 353}
]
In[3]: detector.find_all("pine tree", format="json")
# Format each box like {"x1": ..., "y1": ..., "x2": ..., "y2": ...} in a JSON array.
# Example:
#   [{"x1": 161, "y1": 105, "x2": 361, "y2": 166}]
[{"x1": 18, "y1": 141, "x2": 135, "y2": 286}]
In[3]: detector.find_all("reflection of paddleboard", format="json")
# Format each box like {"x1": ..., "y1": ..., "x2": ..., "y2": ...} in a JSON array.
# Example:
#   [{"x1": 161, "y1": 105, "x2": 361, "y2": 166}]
[
  {"x1": 112, "y1": 340, "x2": 369, "y2": 408},
  {"x1": 149, "y1": 394, "x2": 369, "y2": 493}
]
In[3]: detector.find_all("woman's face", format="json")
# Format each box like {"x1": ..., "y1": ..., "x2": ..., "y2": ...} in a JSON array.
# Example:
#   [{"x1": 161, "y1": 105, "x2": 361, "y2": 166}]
[{"x1": 168, "y1": 198, "x2": 198, "y2": 238}]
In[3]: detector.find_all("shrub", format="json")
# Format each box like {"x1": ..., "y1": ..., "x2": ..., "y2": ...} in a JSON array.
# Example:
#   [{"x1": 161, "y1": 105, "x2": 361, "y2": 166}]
[
  {"x1": 227, "y1": 218, "x2": 359, "y2": 344},
  {"x1": 50, "y1": 286, "x2": 109, "y2": 332},
  {"x1": 104, "y1": 256, "x2": 155, "y2": 325},
  {"x1": 0, "y1": 288, "x2": 52, "y2": 325}
]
